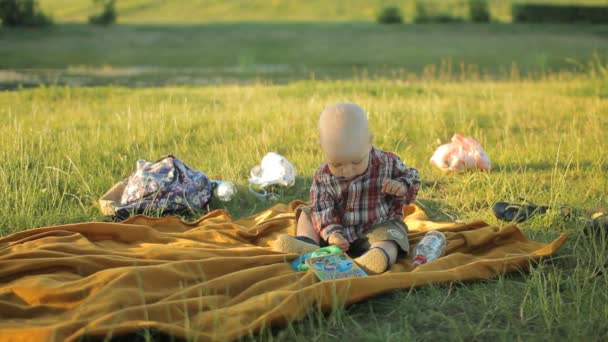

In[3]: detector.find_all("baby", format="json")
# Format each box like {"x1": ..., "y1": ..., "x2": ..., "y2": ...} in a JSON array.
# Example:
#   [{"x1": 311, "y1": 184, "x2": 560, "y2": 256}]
[{"x1": 274, "y1": 102, "x2": 420, "y2": 274}]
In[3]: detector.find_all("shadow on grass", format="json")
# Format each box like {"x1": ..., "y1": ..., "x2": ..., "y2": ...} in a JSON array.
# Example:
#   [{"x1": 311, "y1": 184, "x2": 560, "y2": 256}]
[
  {"x1": 101, "y1": 175, "x2": 312, "y2": 223},
  {"x1": 101, "y1": 176, "x2": 455, "y2": 226},
  {"x1": 415, "y1": 198, "x2": 460, "y2": 222}
]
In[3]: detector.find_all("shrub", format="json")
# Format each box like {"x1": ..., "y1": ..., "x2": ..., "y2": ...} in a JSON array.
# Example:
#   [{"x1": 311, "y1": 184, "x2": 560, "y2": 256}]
[
  {"x1": 376, "y1": 5, "x2": 403, "y2": 24},
  {"x1": 89, "y1": 0, "x2": 117, "y2": 25},
  {"x1": 0, "y1": 0, "x2": 52, "y2": 27},
  {"x1": 469, "y1": 0, "x2": 490, "y2": 23},
  {"x1": 414, "y1": 0, "x2": 465, "y2": 23},
  {"x1": 512, "y1": 4, "x2": 608, "y2": 24}
]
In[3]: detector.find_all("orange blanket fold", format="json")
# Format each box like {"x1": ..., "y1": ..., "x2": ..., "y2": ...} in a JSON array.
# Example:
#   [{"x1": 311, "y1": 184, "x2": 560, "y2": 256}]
[{"x1": 0, "y1": 201, "x2": 567, "y2": 342}]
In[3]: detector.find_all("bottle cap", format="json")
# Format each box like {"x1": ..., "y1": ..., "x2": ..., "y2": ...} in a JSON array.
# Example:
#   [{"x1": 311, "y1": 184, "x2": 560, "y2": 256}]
[
  {"x1": 311, "y1": 245, "x2": 343, "y2": 258},
  {"x1": 412, "y1": 255, "x2": 426, "y2": 267}
]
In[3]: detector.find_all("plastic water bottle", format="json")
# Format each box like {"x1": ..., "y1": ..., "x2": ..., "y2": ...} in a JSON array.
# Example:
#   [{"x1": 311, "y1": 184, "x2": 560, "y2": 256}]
[{"x1": 412, "y1": 230, "x2": 447, "y2": 268}]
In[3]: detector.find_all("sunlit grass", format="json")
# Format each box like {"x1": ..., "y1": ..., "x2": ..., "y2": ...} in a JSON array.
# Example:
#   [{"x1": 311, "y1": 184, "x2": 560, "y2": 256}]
[
  {"x1": 3, "y1": 2, "x2": 607, "y2": 339},
  {"x1": 1, "y1": 74, "x2": 607, "y2": 340},
  {"x1": 1, "y1": 23, "x2": 607, "y2": 88},
  {"x1": 38, "y1": 0, "x2": 608, "y2": 24}
]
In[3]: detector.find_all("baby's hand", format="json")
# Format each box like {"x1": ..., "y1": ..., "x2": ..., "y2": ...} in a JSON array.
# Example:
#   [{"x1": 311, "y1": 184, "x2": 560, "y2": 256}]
[
  {"x1": 382, "y1": 179, "x2": 407, "y2": 197},
  {"x1": 328, "y1": 232, "x2": 350, "y2": 251}
]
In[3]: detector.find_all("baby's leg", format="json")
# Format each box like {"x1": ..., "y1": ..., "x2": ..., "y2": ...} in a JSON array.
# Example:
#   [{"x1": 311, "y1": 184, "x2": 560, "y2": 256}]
[
  {"x1": 272, "y1": 207, "x2": 320, "y2": 254},
  {"x1": 296, "y1": 212, "x2": 321, "y2": 245},
  {"x1": 354, "y1": 241, "x2": 398, "y2": 275},
  {"x1": 354, "y1": 220, "x2": 407, "y2": 274},
  {"x1": 370, "y1": 240, "x2": 398, "y2": 265}
]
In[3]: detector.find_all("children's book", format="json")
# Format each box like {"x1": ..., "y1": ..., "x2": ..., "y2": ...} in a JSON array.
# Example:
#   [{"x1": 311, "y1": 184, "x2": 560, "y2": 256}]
[{"x1": 305, "y1": 253, "x2": 367, "y2": 281}]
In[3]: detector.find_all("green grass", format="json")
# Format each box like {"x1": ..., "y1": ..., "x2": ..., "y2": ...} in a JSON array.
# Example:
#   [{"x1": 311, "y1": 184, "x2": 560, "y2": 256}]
[
  {"x1": 1, "y1": 23, "x2": 607, "y2": 88},
  {"x1": 38, "y1": 0, "x2": 608, "y2": 24},
  {"x1": 2, "y1": 3, "x2": 608, "y2": 339},
  {"x1": 1, "y1": 76, "x2": 607, "y2": 340}
]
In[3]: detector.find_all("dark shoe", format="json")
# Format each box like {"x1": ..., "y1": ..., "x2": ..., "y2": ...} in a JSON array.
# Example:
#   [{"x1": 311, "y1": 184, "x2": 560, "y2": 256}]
[
  {"x1": 581, "y1": 208, "x2": 608, "y2": 278},
  {"x1": 583, "y1": 208, "x2": 608, "y2": 237},
  {"x1": 492, "y1": 199, "x2": 549, "y2": 223}
]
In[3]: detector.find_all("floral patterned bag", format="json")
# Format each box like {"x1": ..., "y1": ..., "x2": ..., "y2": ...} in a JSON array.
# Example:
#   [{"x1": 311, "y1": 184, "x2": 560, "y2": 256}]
[{"x1": 108, "y1": 155, "x2": 212, "y2": 219}]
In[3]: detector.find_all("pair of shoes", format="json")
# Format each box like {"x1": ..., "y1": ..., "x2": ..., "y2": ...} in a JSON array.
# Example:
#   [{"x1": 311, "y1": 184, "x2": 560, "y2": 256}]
[{"x1": 492, "y1": 198, "x2": 549, "y2": 223}]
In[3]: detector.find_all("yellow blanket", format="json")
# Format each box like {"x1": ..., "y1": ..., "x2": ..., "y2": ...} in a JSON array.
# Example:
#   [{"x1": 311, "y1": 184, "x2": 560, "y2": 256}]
[{"x1": 0, "y1": 201, "x2": 567, "y2": 342}]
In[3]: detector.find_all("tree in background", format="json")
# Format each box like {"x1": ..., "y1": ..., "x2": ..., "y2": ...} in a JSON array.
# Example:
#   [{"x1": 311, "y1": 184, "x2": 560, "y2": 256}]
[
  {"x1": 0, "y1": 0, "x2": 52, "y2": 27},
  {"x1": 414, "y1": 0, "x2": 465, "y2": 23},
  {"x1": 376, "y1": 5, "x2": 403, "y2": 24},
  {"x1": 89, "y1": 0, "x2": 117, "y2": 25},
  {"x1": 469, "y1": 0, "x2": 490, "y2": 23}
]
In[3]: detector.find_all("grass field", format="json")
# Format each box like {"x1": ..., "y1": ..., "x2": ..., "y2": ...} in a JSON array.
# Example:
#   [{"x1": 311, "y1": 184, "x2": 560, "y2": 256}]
[
  {"x1": 1, "y1": 77, "x2": 607, "y2": 340},
  {"x1": 2, "y1": 0, "x2": 608, "y2": 88},
  {"x1": 1, "y1": 23, "x2": 607, "y2": 88},
  {"x1": 38, "y1": 0, "x2": 608, "y2": 23},
  {"x1": 1, "y1": 1, "x2": 608, "y2": 340}
]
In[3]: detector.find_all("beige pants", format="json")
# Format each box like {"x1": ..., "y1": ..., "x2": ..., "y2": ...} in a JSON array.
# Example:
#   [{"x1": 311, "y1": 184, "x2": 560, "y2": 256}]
[{"x1": 297, "y1": 205, "x2": 410, "y2": 255}]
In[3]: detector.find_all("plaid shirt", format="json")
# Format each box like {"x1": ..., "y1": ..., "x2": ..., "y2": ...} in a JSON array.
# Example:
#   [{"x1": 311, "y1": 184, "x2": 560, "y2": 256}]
[{"x1": 310, "y1": 146, "x2": 420, "y2": 242}]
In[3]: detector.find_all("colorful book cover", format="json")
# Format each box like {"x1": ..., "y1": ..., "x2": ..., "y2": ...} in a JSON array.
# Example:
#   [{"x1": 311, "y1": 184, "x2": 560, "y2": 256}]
[{"x1": 305, "y1": 253, "x2": 367, "y2": 281}]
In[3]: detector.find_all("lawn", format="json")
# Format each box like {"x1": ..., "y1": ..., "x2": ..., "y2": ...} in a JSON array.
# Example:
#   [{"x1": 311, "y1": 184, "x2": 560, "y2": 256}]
[
  {"x1": 1, "y1": 77, "x2": 607, "y2": 340},
  {"x1": 1, "y1": 22, "x2": 607, "y2": 88},
  {"x1": 0, "y1": 0, "x2": 606, "y2": 88},
  {"x1": 1, "y1": 1, "x2": 608, "y2": 340},
  {"x1": 38, "y1": 0, "x2": 608, "y2": 23}
]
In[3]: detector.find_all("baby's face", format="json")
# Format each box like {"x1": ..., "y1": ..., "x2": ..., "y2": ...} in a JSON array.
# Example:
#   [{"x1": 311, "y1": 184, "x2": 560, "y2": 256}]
[
  {"x1": 325, "y1": 146, "x2": 370, "y2": 181},
  {"x1": 318, "y1": 102, "x2": 372, "y2": 180}
]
